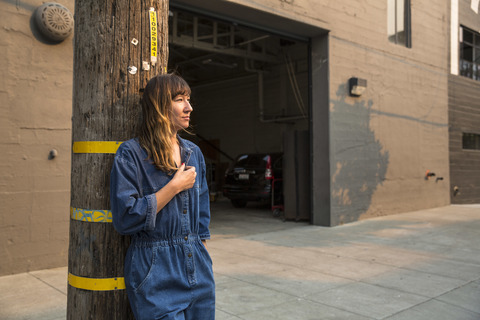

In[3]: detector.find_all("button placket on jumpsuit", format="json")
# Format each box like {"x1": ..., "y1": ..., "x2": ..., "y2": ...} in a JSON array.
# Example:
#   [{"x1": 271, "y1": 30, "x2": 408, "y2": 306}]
[
  {"x1": 181, "y1": 170, "x2": 196, "y2": 288},
  {"x1": 110, "y1": 137, "x2": 215, "y2": 320}
]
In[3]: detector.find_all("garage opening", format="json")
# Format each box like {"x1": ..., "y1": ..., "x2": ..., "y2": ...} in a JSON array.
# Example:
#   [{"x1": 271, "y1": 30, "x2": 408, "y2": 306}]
[{"x1": 168, "y1": 8, "x2": 311, "y2": 222}]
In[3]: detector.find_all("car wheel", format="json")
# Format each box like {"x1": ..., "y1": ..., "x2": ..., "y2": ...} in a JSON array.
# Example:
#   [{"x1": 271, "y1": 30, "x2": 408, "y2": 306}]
[{"x1": 231, "y1": 199, "x2": 247, "y2": 208}]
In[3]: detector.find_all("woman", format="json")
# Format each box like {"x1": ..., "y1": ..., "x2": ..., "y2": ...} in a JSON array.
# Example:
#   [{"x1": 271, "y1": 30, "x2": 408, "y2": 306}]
[{"x1": 110, "y1": 74, "x2": 215, "y2": 320}]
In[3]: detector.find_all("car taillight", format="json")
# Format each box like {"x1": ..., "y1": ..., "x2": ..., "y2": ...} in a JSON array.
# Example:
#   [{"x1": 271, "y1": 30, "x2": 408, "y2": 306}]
[{"x1": 265, "y1": 155, "x2": 273, "y2": 180}]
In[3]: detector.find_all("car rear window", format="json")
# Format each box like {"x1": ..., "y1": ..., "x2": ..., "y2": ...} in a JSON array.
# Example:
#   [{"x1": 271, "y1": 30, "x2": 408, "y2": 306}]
[{"x1": 234, "y1": 154, "x2": 269, "y2": 167}]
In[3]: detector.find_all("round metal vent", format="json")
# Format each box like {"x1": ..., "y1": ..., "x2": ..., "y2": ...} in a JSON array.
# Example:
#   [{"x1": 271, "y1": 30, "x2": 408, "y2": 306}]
[{"x1": 34, "y1": 3, "x2": 74, "y2": 42}]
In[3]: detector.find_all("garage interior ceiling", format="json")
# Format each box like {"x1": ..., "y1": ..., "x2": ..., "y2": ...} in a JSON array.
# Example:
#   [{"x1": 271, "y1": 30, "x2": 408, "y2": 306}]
[{"x1": 168, "y1": 9, "x2": 302, "y2": 86}]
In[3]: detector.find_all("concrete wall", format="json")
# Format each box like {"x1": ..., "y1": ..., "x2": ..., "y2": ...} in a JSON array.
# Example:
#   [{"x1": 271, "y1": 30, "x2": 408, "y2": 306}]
[
  {"x1": 459, "y1": 0, "x2": 480, "y2": 27},
  {"x1": 449, "y1": 75, "x2": 480, "y2": 203},
  {"x1": 448, "y1": 0, "x2": 480, "y2": 204},
  {"x1": 328, "y1": 1, "x2": 450, "y2": 224},
  {"x1": 0, "y1": 0, "x2": 74, "y2": 275},
  {"x1": 230, "y1": 0, "x2": 451, "y2": 224}
]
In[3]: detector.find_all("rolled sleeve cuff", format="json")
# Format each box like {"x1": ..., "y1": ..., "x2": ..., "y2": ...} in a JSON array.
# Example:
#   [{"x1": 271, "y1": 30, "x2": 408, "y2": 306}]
[
  {"x1": 199, "y1": 232, "x2": 210, "y2": 240},
  {"x1": 144, "y1": 194, "x2": 157, "y2": 231}
]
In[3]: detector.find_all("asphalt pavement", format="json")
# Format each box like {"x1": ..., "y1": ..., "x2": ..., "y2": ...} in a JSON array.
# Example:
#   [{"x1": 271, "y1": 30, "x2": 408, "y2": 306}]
[{"x1": 1, "y1": 200, "x2": 479, "y2": 319}]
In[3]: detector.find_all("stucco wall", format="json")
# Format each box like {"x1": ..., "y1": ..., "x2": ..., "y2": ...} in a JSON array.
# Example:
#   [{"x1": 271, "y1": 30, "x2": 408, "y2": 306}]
[{"x1": 0, "y1": 0, "x2": 74, "y2": 275}]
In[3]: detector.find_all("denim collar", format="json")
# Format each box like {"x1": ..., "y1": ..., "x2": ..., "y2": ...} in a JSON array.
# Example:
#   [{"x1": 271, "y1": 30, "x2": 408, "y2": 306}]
[{"x1": 177, "y1": 135, "x2": 193, "y2": 166}]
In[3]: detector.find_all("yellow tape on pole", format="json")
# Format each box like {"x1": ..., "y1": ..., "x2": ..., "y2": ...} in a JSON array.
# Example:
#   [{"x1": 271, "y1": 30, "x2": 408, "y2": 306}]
[
  {"x1": 70, "y1": 207, "x2": 112, "y2": 223},
  {"x1": 68, "y1": 273, "x2": 126, "y2": 291},
  {"x1": 149, "y1": 8, "x2": 158, "y2": 65},
  {"x1": 72, "y1": 141, "x2": 122, "y2": 154}
]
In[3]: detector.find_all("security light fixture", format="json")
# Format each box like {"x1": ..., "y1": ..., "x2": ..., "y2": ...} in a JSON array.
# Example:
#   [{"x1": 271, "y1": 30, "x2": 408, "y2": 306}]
[
  {"x1": 349, "y1": 77, "x2": 367, "y2": 97},
  {"x1": 34, "y1": 2, "x2": 74, "y2": 42}
]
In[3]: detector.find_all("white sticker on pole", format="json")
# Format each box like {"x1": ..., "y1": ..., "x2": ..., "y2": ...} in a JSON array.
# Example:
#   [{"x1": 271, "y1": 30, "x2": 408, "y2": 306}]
[{"x1": 149, "y1": 7, "x2": 158, "y2": 65}]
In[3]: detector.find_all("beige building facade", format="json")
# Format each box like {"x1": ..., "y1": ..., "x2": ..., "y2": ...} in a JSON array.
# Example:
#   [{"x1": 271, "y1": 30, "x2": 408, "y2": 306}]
[
  {"x1": 449, "y1": 0, "x2": 480, "y2": 204},
  {"x1": 172, "y1": 0, "x2": 451, "y2": 225},
  {"x1": 0, "y1": 0, "x2": 74, "y2": 275},
  {"x1": 2, "y1": 0, "x2": 477, "y2": 275}
]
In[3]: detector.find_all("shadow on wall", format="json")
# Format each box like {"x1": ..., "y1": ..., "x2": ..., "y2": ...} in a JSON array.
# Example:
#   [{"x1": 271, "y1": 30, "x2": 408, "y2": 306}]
[
  {"x1": 29, "y1": 14, "x2": 62, "y2": 45},
  {"x1": 330, "y1": 84, "x2": 389, "y2": 225}
]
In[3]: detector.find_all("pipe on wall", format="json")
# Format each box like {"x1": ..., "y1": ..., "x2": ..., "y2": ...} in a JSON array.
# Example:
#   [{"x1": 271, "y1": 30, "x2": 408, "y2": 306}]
[{"x1": 244, "y1": 59, "x2": 306, "y2": 123}]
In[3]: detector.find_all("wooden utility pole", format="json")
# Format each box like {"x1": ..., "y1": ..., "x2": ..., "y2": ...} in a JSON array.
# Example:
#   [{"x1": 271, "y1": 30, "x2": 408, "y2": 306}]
[{"x1": 67, "y1": 1, "x2": 168, "y2": 319}]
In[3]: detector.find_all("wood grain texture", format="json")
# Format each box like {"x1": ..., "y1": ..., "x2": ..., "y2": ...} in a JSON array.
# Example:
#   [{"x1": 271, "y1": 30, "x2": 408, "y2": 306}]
[{"x1": 68, "y1": 1, "x2": 168, "y2": 319}]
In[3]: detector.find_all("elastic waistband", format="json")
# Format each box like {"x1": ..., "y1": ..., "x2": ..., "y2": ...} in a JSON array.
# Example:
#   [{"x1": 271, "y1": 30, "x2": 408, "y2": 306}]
[{"x1": 131, "y1": 234, "x2": 201, "y2": 247}]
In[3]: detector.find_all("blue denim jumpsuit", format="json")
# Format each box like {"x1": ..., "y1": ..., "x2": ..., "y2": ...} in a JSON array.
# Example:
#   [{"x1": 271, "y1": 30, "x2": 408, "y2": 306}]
[{"x1": 110, "y1": 137, "x2": 215, "y2": 320}]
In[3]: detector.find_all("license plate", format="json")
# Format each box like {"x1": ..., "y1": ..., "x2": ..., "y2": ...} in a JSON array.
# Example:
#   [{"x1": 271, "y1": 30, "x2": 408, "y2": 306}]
[{"x1": 238, "y1": 173, "x2": 249, "y2": 180}]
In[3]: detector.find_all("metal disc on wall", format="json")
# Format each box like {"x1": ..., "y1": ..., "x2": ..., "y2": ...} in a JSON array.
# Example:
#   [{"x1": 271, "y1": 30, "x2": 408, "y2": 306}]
[{"x1": 34, "y1": 2, "x2": 74, "y2": 42}]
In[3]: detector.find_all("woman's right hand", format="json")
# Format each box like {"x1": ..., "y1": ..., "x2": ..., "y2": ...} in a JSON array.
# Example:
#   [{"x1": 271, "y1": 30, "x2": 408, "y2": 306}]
[
  {"x1": 172, "y1": 163, "x2": 196, "y2": 192},
  {"x1": 154, "y1": 163, "x2": 197, "y2": 213}
]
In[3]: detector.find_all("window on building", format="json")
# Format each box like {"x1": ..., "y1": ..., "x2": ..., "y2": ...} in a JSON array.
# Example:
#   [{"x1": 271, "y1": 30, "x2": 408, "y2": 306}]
[
  {"x1": 463, "y1": 133, "x2": 480, "y2": 150},
  {"x1": 388, "y1": 0, "x2": 411, "y2": 47},
  {"x1": 459, "y1": 26, "x2": 480, "y2": 81}
]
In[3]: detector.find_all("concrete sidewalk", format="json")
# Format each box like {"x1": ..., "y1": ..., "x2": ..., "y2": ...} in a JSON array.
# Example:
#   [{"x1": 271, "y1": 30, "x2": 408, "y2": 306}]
[{"x1": 1, "y1": 203, "x2": 480, "y2": 319}]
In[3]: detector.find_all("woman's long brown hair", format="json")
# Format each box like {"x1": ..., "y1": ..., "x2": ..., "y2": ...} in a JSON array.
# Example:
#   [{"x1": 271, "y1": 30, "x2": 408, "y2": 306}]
[{"x1": 138, "y1": 74, "x2": 191, "y2": 172}]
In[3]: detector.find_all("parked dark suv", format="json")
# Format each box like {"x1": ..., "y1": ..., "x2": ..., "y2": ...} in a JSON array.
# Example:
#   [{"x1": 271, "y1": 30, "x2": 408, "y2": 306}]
[{"x1": 223, "y1": 153, "x2": 283, "y2": 208}]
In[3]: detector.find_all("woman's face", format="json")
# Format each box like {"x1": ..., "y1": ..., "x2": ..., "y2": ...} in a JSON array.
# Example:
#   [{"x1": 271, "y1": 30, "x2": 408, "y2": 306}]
[{"x1": 171, "y1": 94, "x2": 193, "y2": 131}]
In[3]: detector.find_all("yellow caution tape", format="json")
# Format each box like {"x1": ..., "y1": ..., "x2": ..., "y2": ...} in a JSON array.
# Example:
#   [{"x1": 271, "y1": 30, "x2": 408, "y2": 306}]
[
  {"x1": 72, "y1": 141, "x2": 122, "y2": 154},
  {"x1": 149, "y1": 9, "x2": 158, "y2": 64},
  {"x1": 68, "y1": 273, "x2": 125, "y2": 291},
  {"x1": 70, "y1": 207, "x2": 112, "y2": 223}
]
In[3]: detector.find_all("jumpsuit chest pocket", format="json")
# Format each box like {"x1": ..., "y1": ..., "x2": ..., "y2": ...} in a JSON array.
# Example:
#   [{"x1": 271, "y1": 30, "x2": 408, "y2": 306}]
[{"x1": 143, "y1": 174, "x2": 170, "y2": 195}]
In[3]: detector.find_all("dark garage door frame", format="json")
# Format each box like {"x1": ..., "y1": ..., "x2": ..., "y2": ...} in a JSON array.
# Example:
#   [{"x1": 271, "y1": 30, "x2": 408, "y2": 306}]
[{"x1": 170, "y1": 0, "x2": 331, "y2": 226}]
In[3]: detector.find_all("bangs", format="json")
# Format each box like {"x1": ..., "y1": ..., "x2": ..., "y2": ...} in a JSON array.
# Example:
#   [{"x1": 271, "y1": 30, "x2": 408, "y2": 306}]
[{"x1": 171, "y1": 76, "x2": 191, "y2": 98}]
